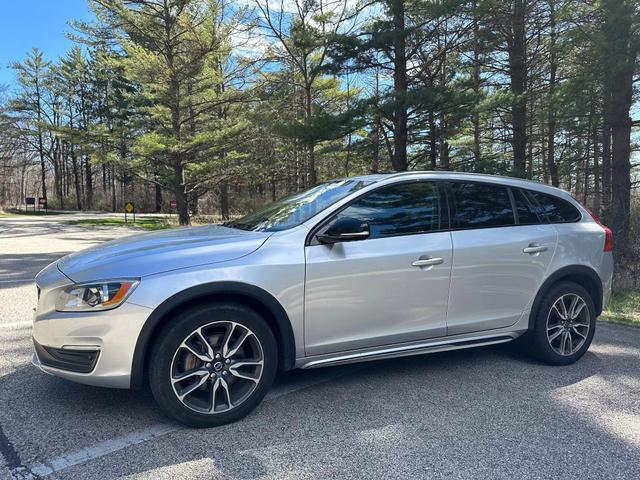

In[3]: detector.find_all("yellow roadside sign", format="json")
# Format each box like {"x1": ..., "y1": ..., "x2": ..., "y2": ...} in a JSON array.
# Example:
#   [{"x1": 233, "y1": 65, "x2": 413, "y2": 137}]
[{"x1": 125, "y1": 202, "x2": 134, "y2": 213}]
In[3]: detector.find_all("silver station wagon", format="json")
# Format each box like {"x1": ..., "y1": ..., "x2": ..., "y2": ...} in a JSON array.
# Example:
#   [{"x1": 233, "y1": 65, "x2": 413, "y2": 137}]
[{"x1": 33, "y1": 172, "x2": 614, "y2": 427}]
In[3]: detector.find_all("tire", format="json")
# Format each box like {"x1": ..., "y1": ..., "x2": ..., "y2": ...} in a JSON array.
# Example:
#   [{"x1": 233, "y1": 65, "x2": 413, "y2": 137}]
[
  {"x1": 523, "y1": 281, "x2": 596, "y2": 365},
  {"x1": 149, "y1": 302, "x2": 278, "y2": 428}
]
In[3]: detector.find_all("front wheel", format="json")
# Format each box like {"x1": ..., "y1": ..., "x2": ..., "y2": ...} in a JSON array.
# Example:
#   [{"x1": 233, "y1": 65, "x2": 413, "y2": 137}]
[
  {"x1": 149, "y1": 303, "x2": 278, "y2": 427},
  {"x1": 524, "y1": 281, "x2": 596, "y2": 365}
]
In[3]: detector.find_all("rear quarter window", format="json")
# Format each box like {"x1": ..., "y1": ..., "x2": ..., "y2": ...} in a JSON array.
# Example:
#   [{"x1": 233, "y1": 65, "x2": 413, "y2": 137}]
[{"x1": 529, "y1": 191, "x2": 581, "y2": 223}]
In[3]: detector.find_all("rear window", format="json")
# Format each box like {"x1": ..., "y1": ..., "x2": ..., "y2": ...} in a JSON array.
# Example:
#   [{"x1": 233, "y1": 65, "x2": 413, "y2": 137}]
[
  {"x1": 451, "y1": 182, "x2": 515, "y2": 229},
  {"x1": 529, "y1": 191, "x2": 581, "y2": 223}
]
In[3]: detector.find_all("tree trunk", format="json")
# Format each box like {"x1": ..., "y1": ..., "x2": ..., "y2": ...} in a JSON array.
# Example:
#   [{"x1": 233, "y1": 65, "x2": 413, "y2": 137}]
[
  {"x1": 62, "y1": 148, "x2": 68, "y2": 198},
  {"x1": 546, "y1": 0, "x2": 559, "y2": 186},
  {"x1": 303, "y1": 82, "x2": 317, "y2": 186},
  {"x1": 390, "y1": 0, "x2": 408, "y2": 171},
  {"x1": 54, "y1": 139, "x2": 64, "y2": 209},
  {"x1": 527, "y1": 119, "x2": 533, "y2": 179},
  {"x1": 601, "y1": 106, "x2": 612, "y2": 214},
  {"x1": 439, "y1": 114, "x2": 450, "y2": 170},
  {"x1": 541, "y1": 123, "x2": 549, "y2": 183},
  {"x1": 174, "y1": 161, "x2": 189, "y2": 226},
  {"x1": 155, "y1": 184, "x2": 162, "y2": 213},
  {"x1": 165, "y1": 23, "x2": 189, "y2": 225},
  {"x1": 602, "y1": 0, "x2": 635, "y2": 260},
  {"x1": 610, "y1": 113, "x2": 632, "y2": 259},
  {"x1": 153, "y1": 157, "x2": 164, "y2": 213},
  {"x1": 270, "y1": 174, "x2": 277, "y2": 202},
  {"x1": 509, "y1": 0, "x2": 527, "y2": 177},
  {"x1": 84, "y1": 157, "x2": 93, "y2": 210},
  {"x1": 371, "y1": 120, "x2": 381, "y2": 173},
  {"x1": 220, "y1": 181, "x2": 230, "y2": 221},
  {"x1": 583, "y1": 108, "x2": 594, "y2": 205},
  {"x1": 593, "y1": 119, "x2": 601, "y2": 214},
  {"x1": 429, "y1": 110, "x2": 437, "y2": 169},
  {"x1": 371, "y1": 69, "x2": 381, "y2": 173},
  {"x1": 111, "y1": 164, "x2": 117, "y2": 213},
  {"x1": 307, "y1": 143, "x2": 316, "y2": 186},
  {"x1": 34, "y1": 74, "x2": 47, "y2": 201},
  {"x1": 189, "y1": 194, "x2": 199, "y2": 216},
  {"x1": 440, "y1": 141, "x2": 450, "y2": 170},
  {"x1": 53, "y1": 163, "x2": 61, "y2": 208},
  {"x1": 472, "y1": 0, "x2": 482, "y2": 172}
]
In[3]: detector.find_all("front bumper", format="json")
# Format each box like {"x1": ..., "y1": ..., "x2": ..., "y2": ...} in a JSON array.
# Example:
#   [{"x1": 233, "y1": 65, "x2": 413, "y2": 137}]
[
  {"x1": 33, "y1": 340, "x2": 99, "y2": 373},
  {"x1": 32, "y1": 300, "x2": 153, "y2": 389}
]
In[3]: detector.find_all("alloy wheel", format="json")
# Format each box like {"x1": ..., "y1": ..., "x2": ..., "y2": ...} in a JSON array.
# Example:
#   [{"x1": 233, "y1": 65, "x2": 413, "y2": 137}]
[
  {"x1": 546, "y1": 293, "x2": 590, "y2": 356},
  {"x1": 170, "y1": 321, "x2": 264, "y2": 414}
]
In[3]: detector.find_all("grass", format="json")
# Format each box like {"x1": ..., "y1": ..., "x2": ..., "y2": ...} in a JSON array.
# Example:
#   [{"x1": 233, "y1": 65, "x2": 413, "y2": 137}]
[
  {"x1": 1, "y1": 209, "x2": 67, "y2": 217},
  {"x1": 64, "y1": 217, "x2": 173, "y2": 230},
  {"x1": 601, "y1": 289, "x2": 640, "y2": 327}
]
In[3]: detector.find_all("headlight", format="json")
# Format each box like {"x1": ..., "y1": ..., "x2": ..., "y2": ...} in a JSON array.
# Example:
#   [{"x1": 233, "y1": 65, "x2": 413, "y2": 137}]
[{"x1": 55, "y1": 280, "x2": 139, "y2": 312}]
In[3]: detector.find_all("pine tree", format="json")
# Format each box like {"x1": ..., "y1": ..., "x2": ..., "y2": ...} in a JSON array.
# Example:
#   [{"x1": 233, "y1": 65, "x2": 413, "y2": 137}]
[
  {"x1": 10, "y1": 49, "x2": 52, "y2": 201},
  {"x1": 91, "y1": 0, "x2": 245, "y2": 225}
]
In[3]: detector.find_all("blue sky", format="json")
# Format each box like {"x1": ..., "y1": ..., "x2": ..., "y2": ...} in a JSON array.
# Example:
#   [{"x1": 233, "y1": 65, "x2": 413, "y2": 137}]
[{"x1": 0, "y1": 0, "x2": 93, "y2": 89}]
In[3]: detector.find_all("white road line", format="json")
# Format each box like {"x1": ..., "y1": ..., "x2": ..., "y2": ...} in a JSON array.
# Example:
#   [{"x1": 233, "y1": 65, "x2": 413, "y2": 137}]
[
  {"x1": 10, "y1": 366, "x2": 361, "y2": 478},
  {"x1": 0, "y1": 321, "x2": 32, "y2": 330},
  {"x1": 12, "y1": 424, "x2": 181, "y2": 479},
  {"x1": 0, "y1": 279, "x2": 33, "y2": 284}
]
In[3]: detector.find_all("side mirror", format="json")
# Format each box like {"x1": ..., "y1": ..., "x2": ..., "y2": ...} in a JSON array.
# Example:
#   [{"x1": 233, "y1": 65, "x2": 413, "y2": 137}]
[{"x1": 317, "y1": 217, "x2": 370, "y2": 244}]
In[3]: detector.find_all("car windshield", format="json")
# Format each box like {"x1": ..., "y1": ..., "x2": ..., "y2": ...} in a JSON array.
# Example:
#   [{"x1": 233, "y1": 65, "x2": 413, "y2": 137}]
[{"x1": 227, "y1": 179, "x2": 374, "y2": 232}]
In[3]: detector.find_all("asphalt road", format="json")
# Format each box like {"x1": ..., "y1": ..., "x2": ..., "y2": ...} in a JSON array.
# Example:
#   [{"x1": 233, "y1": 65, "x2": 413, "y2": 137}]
[{"x1": 1, "y1": 214, "x2": 639, "y2": 479}]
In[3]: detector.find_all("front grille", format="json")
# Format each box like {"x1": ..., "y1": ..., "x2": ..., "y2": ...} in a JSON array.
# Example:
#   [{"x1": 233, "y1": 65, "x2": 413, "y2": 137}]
[{"x1": 33, "y1": 340, "x2": 99, "y2": 374}]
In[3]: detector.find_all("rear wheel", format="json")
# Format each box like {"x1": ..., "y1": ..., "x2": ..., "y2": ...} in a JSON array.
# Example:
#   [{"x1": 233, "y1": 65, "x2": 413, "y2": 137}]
[
  {"x1": 149, "y1": 303, "x2": 277, "y2": 427},
  {"x1": 524, "y1": 281, "x2": 596, "y2": 365}
]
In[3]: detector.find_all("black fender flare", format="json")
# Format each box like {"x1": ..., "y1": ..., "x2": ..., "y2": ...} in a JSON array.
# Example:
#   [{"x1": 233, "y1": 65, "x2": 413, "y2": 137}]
[
  {"x1": 528, "y1": 265, "x2": 603, "y2": 329},
  {"x1": 130, "y1": 281, "x2": 296, "y2": 389}
]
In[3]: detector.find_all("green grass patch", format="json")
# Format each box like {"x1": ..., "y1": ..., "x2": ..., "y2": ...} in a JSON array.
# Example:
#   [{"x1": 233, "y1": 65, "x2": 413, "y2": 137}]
[
  {"x1": 601, "y1": 289, "x2": 640, "y2": 327},
  {"x1": 64, "y1": 217, "x2": 172, "y2": 230}
]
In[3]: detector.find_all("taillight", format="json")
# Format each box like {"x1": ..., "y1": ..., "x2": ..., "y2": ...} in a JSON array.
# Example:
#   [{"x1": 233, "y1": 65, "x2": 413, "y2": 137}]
[
  {"x1": 603, "y1": 226, "x2": 614, "y2": 252},
  {"x1": 586, "y1": 208, "x2": 613, "y2": 252}
]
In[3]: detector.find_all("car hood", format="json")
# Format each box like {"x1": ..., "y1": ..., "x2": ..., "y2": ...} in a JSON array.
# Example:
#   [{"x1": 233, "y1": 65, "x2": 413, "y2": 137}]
[{"x1": 56, "y1": 224, "x2": 271, "y2": 283}]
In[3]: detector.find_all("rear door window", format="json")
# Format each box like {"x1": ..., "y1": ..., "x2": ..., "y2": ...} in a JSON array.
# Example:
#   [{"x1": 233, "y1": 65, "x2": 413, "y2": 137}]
[
  {"x1": 513, "y1": 189, "x2": 541, "y2": 225},
  {"x1": 450, "y1": 182, "x2": 515, "y2": 229}
]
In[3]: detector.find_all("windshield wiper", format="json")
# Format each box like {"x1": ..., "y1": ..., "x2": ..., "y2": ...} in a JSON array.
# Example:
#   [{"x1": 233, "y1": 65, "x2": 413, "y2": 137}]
[{"x1": 222, "y1": 220, "x2": 253, "y2": 231}]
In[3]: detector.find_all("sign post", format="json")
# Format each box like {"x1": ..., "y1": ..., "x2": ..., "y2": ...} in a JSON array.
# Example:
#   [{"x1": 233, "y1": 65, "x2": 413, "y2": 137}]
[
  {"x1": 25, "y1": 197, "x2": 36, "y2": 213},
  {"x1": 124, "y1": 202, "x2": 135, "y2": 224},
  {"x1": 170, "y1": 199, "x2": 177, "y2": 219}
]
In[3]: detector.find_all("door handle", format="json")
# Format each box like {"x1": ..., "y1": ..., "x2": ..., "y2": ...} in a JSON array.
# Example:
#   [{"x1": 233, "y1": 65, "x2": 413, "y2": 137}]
[
  {"x1": 523, "y1": 244, "x2": 548, "y2": 254},
  {"x1": 412, "y1": 257, "x2": 444, "y2": 267}
]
